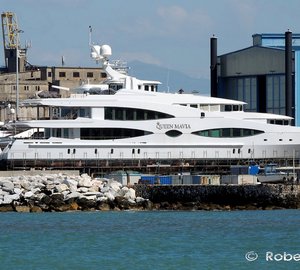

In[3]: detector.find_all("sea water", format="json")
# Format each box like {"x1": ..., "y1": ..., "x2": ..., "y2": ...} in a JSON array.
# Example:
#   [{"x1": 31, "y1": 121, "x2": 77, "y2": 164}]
[{"x1": 0, "y1": 210, "x2": 300, "y2": 270}]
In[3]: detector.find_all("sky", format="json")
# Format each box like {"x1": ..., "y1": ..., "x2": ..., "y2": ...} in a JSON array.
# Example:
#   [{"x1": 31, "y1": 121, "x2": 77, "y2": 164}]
[{"x1": 1, "y1": 0, "x2": 300, "y2": 81}]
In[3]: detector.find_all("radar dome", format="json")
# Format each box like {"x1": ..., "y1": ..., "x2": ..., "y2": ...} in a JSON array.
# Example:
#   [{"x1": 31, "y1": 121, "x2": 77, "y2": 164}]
[
  {"x1": 92, "y1": 45, "x2": 101, "y2": 55},
  {"x1": 101, "y1": 45, "x2": 112, "y2": 57}
]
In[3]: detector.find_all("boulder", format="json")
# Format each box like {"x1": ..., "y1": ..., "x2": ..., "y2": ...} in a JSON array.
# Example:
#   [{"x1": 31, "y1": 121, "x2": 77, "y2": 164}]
[
  {"x1": 24, "y1": 191, "x2": 34, "y2": 199},
  {"x1": 55, "y1": 183, "x2": 69, "y2": 193},
  {"x1": 97, "y1": 202, "x2": 111, "y2": 211},
  {"x1": 104, "y1": 191, "x2": 115, "y2": 201},
  {"x1": 15, "y1": 205, "x2": 30, "y2": 213},
  {"x1": 2, "y1": 194, "x2": 20, "y2": 204},
  {"x1": 78, "y1": 187, "x2": 89, "y2": 193},
  {"x1": 124, "y1": 188, "x2": 136, "y2": 200},
  {"x1": 13, "y1": 188, "x2": 23, "y2": 195},
  {"x1": 65, "y1": 191, "x2": 81, "y2": 201},
  {"x1": 20, "y1": 180, "x2": 31, "y2": 191},
  {"x1": 78, "y1": 175, "x2": 92, "y2": 187},
  {"x1": 63, "y1": 179, "x2": 78, "y2": 192},
  {"x1": 0, "y1": 204, "x2": 14, "y2": 212},
  {"x1": 1, "y1": 181, "x2": 14, "y2": 193},
  {"x1": 30, "y1": 206, "x2": 43, "y2": 213}
]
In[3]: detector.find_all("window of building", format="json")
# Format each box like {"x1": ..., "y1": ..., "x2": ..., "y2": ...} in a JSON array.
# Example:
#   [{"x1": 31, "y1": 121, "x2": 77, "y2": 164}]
[
  {"x1": 59, "y1": 72, "x2": 66, "y2": 78},
  {"x1": 266, "y1": 75, "x2": 285, "y2": 115},
  {"x1": 225, "y1": 77, "x2": 257, "y2": 112},
  {"x1": 87, "y1": 72, "x2": 93, "y2": 78},
  {"x1": 73, "y1": 72, "x2": 80, "y2": 78},
  {"x1": 48, "y1": 72, "x2": 52, "y2": 77},
  {"x1": 101, "y1": 73, "x2": 107, "y2": 78}
]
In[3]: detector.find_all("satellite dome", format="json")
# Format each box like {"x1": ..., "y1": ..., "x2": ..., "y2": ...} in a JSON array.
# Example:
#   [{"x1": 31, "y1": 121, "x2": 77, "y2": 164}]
[{"x1": 101, "y1": 45, "x2": 112, "y2": 57}]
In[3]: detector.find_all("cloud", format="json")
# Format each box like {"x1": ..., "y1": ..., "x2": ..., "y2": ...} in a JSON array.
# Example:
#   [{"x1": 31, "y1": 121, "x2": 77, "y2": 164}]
[
  {"x1": 119, "y1": 52, "x2": 162, "y2": 66},
  {"x1": 228, "y1": 0, "x2": 256, "y2": 29},
  {"x1": 156, "y1": 5, "x2": 213, "y2": 37}
]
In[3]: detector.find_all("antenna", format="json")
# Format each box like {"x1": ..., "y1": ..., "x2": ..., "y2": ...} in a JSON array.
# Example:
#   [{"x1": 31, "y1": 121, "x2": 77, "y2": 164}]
[
  {"x1": 166, "y1": 69, "x2": 170, "y2": 93},
  {"x1": 89, "y1": 25, "x2": 92, "y2": 46}
]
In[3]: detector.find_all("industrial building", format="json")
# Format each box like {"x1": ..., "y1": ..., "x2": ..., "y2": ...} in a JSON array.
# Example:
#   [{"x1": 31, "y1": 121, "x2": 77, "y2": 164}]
[
  {"x1": 0, "y1": 12, "x2": 107, "y2": 123},
  {"x1": 211, "y1": 32, "x2": 300, "y2": 126}
]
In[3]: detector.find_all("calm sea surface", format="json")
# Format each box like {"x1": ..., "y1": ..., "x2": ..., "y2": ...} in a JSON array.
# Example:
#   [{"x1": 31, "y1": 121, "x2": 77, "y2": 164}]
[{"x1": 0, "y1": 210, "x2": 300, "y2": 270}]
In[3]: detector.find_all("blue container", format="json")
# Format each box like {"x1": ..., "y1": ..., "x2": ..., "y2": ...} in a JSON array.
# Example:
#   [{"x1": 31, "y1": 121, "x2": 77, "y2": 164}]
[
  {"x1": 249, "y1": 165, "x2": 259, "y2": 175},
  {"x1": 192, "y1": 175, "x2": 201, "y2": 184},
  {"x1": 140, "y1": 176, "x2": 155, "y2": 184},
  {"x1": 159, "y1": 176, "x2": 172, "y2": 185}
]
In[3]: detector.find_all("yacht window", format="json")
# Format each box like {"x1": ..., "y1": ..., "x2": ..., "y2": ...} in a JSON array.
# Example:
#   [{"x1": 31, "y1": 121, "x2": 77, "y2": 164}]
[
  {"x1": 233, "y1": 105, "x2": 239, "y2": 111},
  {"x1": 200, "y1": 105, "x2": 209, "y2": 111},
  {"x1": 224, "y1": 105, "x2": 232, "y2": 111},
  {"x1": 145, "y1": 85, "x2": 149, "y2": 91},
  {"x1": 165, "y1": 130, "x2": 183, "y2": 137},
  {"x1": 80, "y1": 128, "x2": 153, "y2": 140},
  {"x1": 95, "y1": 149, "x2": 98, "y2": 154},
  {"x1": 190, "y1": 104, "x2": 198, "y2": 108},
  {"x1": 192, "y1": 128, "x2": 264, "y2": 137},
  {"x1": 210, "y1": 105, "x2": 220, "y2": 112},
  {"x1": 105, "y1": 107, "x2": 174, "y2": 120}
]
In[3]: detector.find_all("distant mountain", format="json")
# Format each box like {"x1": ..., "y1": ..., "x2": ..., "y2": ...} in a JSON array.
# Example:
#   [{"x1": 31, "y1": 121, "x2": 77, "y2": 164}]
[{"x1": 127, "y1": 60, "x2": 210, "y2": 95}]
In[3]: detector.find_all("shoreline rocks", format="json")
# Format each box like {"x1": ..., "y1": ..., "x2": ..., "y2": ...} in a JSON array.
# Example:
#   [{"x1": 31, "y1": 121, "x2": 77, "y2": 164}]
[
  {"x1": 1, "y1": 172, "x2": 300, "y2": 212},
  {"x1": 0, "y1": 173, "x2": 152, "y2": 212}
]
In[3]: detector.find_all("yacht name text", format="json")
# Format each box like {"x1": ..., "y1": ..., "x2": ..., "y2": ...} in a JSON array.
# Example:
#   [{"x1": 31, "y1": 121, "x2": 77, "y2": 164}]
[{"x1": 156, "y1": 122, "x2": 191, "y2": 130}]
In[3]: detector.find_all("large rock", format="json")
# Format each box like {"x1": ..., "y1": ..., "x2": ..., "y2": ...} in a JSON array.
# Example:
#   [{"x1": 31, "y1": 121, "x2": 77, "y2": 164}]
[
  {"x1": 78, "y1": 174, "x2": 92, "y2": 187},
  {"x1": 20, "y1": 179, "x2": 31, "y2": 191},
  {"x1": 2, "y1": 194, "x2": 20, "y2": 204},
  {"x1": 124, "y1": 188, "x2": 136, "y2": 200},
  {"x1": 55, "y1": 183, "x2": 69, "y2": 193},
  {"x1": 63, "y1": 179, "x2": 78, "y2": 192},
  {"x1": 1, "y1": 181, "x2": 14, "y2": 193},
  {"x1": 14, "y1": 205, "x2": 30, "y2": 213},
  {"x1": 65, "y1": 191, "x2": 81, "y2": 201}
]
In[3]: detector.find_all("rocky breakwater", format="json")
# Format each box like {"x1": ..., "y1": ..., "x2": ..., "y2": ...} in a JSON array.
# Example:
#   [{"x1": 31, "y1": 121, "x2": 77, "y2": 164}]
[{"x1": 0, "y1": 173, "x2": 152, "y2": 212}]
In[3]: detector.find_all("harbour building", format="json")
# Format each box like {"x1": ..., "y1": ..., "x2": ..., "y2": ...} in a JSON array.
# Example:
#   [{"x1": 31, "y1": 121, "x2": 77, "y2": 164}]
[{"x1": 211, "y1": 32, "x2": 300, "y2": 126}]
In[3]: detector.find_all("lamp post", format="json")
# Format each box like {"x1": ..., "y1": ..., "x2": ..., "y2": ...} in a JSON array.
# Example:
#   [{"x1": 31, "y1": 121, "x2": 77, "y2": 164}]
[{"x1": 15, "y1": 29, "x2": 23, "y2": 121}]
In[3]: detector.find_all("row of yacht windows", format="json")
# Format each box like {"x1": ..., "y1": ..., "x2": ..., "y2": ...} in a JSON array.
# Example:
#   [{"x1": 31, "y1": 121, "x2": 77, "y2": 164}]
[
  {"x1": 178, "y1": 104, "x2": 243, "y2": 112},
  {"x1": 47, "y1": 127, "x2": 264, "y2": 140},
  {"x1": 80, "y1": 128, "x2": 153, "y2": 140},
  {"x1": 104, "y1": 107, "x2": 174, "y2": 121},
  {"x1": 191, "y1": 128, "x2": 264, "y2": 138}
]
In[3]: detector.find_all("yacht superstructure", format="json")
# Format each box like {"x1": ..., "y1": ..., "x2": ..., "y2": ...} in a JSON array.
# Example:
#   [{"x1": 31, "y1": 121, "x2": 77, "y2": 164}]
[{"x1": 1, "y1": 40, "x2": 300, "y2": 170}]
